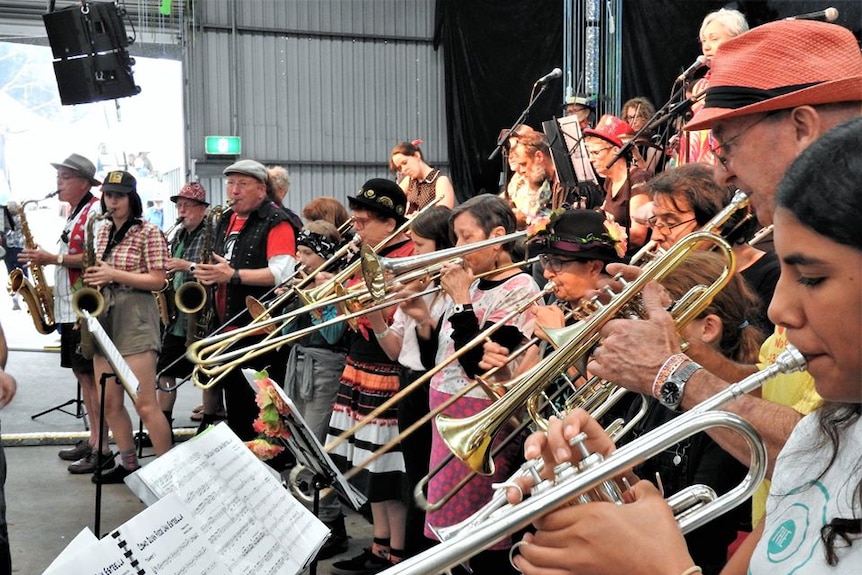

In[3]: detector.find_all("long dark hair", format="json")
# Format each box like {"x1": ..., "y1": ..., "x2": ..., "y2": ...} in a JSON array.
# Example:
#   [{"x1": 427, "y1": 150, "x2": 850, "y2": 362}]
[
  {"x1": 100, "y1": 190, "x2": 144, "y2": 220},
  {"x1": 777, "y1": 116, "x2": 862, "y2": 565}
]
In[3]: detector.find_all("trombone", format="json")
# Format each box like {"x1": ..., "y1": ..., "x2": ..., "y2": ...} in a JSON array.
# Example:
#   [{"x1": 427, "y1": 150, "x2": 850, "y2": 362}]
[
  {"x1": 436, "y1": 229, "x2": 738, "y2": 476},
  {"x1": 187, "y1": 229, "x2": 528, "y2": 386},
  {"x1": 186, "y1": 200, "x2": 442, "y2": 377},
  {"x1": 380, "y1": 346, "x2": 807, "y2": 575},
  {"x1": 191, "y1": 253, "x2": 540, "y2": 389}
]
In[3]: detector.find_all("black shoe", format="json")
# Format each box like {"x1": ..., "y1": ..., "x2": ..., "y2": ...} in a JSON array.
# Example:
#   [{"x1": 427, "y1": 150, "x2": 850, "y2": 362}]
[
  {"x1": 68, "y1": 451, "x2": 116, "y2": 474},
  {"x1": 92, "y1": 464, "x2": 134, "y2": 485},
  {"x1": 330, "y1": 548, "x2": 391, "y2": 575},
  {"x1": 58, "y1": 440, "x2": 92, "y2": 462},
  {"x1": 316, "y1": 515, "x2": 350, "y2": 560}
]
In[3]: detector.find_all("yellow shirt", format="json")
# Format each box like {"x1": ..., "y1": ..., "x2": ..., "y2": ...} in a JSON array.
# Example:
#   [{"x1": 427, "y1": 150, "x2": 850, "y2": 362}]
[{"x1": 752, "y1": 326, "x2": 822, "y2": 524}]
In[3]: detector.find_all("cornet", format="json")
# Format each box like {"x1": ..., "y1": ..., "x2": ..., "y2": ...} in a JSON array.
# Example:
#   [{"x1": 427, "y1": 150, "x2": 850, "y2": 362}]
[{"x1": 380, "y1": 346, "x2": 807, "y2": 575}]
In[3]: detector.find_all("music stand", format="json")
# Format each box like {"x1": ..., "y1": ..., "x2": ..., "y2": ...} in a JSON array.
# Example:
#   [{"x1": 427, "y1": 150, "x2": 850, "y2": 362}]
[
  {"x1": 552, "y1": 115, "x2": 599, "y2": 186},
  {"x1": 30, "y1": 378, "x2": 88, "y2": 425},
  {"x1": 243, "y1": 370, "x2": 366, "y2": 575},
  {"x1": 82, "y1": 311, "x2": 139, "y2": 535}
]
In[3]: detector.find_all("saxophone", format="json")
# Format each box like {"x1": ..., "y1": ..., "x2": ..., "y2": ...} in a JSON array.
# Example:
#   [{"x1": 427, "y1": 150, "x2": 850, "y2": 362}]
[
  {"x1": 7, "y1": 199, "x2": 57, "y2": 334},
  {"x1": 178, "y1": 203, "x2": 229, "y2": 343},
  {"x1": 73, "y1": 209, "x2": 112, "y2": 359}
]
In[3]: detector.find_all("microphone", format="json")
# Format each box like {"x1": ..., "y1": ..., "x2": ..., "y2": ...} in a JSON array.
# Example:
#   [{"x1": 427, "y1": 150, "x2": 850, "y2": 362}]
[
  {"x1": 534, "y1": 68, "x2": 563, "y2": 87},
  {"x1": 785, "y1": 7, "x2": 839, "y2": 22},
  {"x1": 676, "y1": 55, "x2": 707, "y2": 82}
]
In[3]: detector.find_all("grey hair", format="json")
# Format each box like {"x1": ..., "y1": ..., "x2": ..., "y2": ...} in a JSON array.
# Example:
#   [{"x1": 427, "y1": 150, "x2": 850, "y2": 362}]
[
  {"x1": 699, "y1": 8, "x2": 749, "y2": 40},
  {"x1": 267, "y1": 165, "x2": 290, "y2": 195}
]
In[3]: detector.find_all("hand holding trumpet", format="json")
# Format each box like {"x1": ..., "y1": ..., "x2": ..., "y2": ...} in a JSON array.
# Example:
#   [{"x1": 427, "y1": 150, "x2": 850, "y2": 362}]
[
  {"x1": 506, "y1": 410, "x2": 694, "y2": 575},
  {"x1": 512, "y1": 479, "x2": 695, "y2": 575}
]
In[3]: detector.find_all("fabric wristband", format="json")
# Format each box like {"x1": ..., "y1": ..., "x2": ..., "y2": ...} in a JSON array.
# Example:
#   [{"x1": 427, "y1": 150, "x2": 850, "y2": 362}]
[{"x1": 652, "y1": 353, "x2": 689, "y2": 399}]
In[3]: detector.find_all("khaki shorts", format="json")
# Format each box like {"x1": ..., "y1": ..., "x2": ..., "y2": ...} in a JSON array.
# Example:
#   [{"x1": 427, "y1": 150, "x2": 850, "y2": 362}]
[{"x1": 97, "y1": 288, "x2": 161, "y2": 356}]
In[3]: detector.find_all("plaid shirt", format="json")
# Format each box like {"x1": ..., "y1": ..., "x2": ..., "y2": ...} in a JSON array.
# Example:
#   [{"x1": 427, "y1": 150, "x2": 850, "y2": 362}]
[{"x1": 95, "y1": 220, "x2": 168, "y2": 277}]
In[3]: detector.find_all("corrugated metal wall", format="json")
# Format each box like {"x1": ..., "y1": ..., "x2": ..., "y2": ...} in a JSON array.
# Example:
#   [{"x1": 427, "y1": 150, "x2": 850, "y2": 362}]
[{"x1": 186, "y1": 0, "x2": 447, "y2": 215}]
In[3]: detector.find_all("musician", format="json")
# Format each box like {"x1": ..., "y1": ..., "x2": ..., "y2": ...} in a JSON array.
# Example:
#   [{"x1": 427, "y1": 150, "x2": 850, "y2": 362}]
[
  {"x1": 326, "y1": 178, "x2": 414, "y2": 573},
  {"x1": 621, "y1": 96, "x2": 664, "y2": 174},
  {"x1": 19, "y1": 154, "x2": 110, "y2": 475},
  {"x1": 563, "y1": 93, "x2": 594, "y2": 130},
  {"x1": 282, "y1": 220, "x2": 350, "y2": 560},
  {"x1": 583, "y1": 114, "x2": 651, "y2": 256},
  {"x1": 576, "y1": 19, "x2": 861, "y2": 530},
  {"x1": 367, "y1": 205, "x2": 454, "y2": 557},
  {"x1": 677, "y1": 8, "x2": 748, "y2": 166},
  {"x1": 645, "y1": 163, "x2": 778, "y2": 333},
  {"x1": 421, "y1": 194, "x2": 539, "y2": 574},
  {"x1": 155, "y1": 182, "x2": 211, "y2": 437},
  {"x1": 509, "y1": 128, "x2": 602, "y2": 218},
  {"x1": 84, "y1": 170, "x2": 172, "y2": 483},
  {"x1": 193, "y1": 159, "x2": 296, "y2": 440},
  {"x1": 390, "y1": 140, "x2": 456, "y2": 216},
  {"x1": 479, "y1": 209, "x2": 625, "y2": 379},
  {"x1": 512, "y1": 116, "x2": 862, "y2": 575}
]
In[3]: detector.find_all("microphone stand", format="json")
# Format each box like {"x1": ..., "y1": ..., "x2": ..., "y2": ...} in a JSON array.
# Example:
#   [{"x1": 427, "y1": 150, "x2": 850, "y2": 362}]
[
  {"x1": 488, "y1": 82, "x2": 551, "y2": 162},
  {"x1": 605, "y1": 88, "x2": 703, "y2": 170}
]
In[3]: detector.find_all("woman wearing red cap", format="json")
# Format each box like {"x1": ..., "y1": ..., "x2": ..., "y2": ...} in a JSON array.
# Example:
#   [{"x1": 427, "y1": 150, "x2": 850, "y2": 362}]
[{"x1": 583, "y1": 114, "x2": 651, "y2": 257}]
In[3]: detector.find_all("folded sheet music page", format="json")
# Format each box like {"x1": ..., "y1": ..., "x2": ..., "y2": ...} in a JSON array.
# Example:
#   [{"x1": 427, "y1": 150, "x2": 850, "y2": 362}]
[
  {"x1": 42, "y1": 493, "x2": 229, "y2": 575},
  {"x1": 125, "y1": 423, "x2": 328, "y2": 575}
]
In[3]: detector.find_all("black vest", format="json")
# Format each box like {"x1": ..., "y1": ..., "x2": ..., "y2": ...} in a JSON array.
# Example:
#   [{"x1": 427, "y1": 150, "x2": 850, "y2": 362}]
[{"x1": 214, "y1": 200, "x2": 292, "y2": 322}]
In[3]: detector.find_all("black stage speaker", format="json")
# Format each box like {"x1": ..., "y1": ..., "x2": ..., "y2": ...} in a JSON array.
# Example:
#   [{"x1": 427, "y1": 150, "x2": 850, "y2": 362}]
[{"x1": 42, "y1": 2, "x2": 140, "y2": 105}]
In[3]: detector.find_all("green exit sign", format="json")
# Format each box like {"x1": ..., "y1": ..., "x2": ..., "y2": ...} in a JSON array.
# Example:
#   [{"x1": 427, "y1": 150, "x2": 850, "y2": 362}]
[{"x1": 205, "y1": 136, "x2": 242, "y2": 155}]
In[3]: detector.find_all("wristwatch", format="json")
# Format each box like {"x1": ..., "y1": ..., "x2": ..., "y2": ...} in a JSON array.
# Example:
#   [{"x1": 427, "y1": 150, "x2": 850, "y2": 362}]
[
  {"x1": 452, "y1": 302, "x2": 473, "y2": 315},
  {"x1": 658, "y1": 360, "x2": 702, "y2": 411},
  {"x1": 230, "y1": 268, "x2": 241, "y2": 285},
  {"x1": 189, "y1": 263, "x2": 197, "y2": 273}
]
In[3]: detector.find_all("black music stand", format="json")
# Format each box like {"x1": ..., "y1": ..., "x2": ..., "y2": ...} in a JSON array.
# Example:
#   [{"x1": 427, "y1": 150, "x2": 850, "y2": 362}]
[
  {"x1": 242, "y1": 370, "x2": 366, "y2": 575},
  {"x1": 30, "y1": 378, "x2": 88, "y2": 426},
  {"x1": 82, "y1": 311, "x2": 141, "y2": 535}
]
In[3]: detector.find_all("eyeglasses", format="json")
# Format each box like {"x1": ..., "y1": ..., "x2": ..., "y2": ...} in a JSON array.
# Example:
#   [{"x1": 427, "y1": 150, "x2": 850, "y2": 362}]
[
  {"x1": 539, "y1": 254, "x2": 581, "y2": 272},
  {"x1": 646, "y1": 216, "x2": 697, "y2": 233},
  {"x1": 351, "y1": 216, "x2": 375, "y2": 227},
  {"x1": 587, "y1": 146, "x2": 612, "y2": 157},
  {"x1": 710, "y1": 112, "x2": 776, "y2": 168}
]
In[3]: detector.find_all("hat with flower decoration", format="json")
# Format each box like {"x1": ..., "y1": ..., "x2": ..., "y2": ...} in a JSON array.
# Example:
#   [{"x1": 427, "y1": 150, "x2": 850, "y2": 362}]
[{"x1": 528, "y1": 208, "x2": 627, "y2": 262}]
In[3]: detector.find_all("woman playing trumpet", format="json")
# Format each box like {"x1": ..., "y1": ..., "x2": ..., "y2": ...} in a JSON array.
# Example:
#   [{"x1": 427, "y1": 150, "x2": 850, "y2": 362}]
[{"x1": 84, "y1": 171, "x2": 172, "y2": 483}]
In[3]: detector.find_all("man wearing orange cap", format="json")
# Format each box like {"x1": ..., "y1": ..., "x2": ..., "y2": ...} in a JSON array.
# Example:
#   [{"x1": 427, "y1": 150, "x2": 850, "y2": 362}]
[{"x1": 506, "y1": 19, "x2": 862, "y2": 575}]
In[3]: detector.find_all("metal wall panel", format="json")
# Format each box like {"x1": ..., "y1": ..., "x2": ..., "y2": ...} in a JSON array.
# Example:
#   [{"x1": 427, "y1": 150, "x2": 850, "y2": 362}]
[
  {"x1": 188, "y1": 0, "x2": 448, "y2": 215},
  {"x1": 199, "y1": 0, "x2": 436, "y2": 38}
]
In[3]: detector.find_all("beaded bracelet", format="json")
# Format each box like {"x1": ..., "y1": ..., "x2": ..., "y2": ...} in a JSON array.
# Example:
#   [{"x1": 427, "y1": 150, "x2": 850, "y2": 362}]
[{"x1": 651, "y1": 353, "x2": 689, "y2": 399}]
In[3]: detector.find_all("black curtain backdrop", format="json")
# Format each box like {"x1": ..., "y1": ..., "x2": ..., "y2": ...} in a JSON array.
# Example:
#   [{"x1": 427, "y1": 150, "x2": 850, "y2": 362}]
[
  {"x1": 435, "y1": 0, "x2": 564, "y2": 200},
  {"x1": 436, "y1": 0, "x2": 860, "y2": 200}
]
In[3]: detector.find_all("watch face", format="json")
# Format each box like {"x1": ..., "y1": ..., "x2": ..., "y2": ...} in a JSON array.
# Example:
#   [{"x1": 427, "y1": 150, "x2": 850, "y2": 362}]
[{"x1": 661, "y1": 381, "x2": 681, "y2": 405}]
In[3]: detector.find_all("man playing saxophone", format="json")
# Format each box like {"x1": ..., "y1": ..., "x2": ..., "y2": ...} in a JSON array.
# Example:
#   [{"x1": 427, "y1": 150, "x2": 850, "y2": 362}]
[
  {"x1": 19, "y1": 153, "x2": 112, "y2": 475},
  {"x1": 155, "y1": 182, "x2": 212, "y2": 438}
]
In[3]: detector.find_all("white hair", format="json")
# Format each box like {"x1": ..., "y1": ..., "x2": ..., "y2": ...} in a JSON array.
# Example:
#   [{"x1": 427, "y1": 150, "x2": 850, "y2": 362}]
[{"x1": 699, "y1": 8, "x2": 749, "y2": 40}]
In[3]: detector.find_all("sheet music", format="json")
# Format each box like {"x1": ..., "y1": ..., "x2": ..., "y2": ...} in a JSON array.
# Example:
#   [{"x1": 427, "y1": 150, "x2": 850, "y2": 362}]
[
  {"x1": 557, "y1": 115, "x2": 599, "y2": 185},
  {"x1": 127, "y1": 423, "x2": 328, "y2": 575},
  {"x1": 43, "y1": 495, "x2": 230, "y2": 575},
  {"x1": 110, "y1": 493, "x2": 230, "y2": 575},
  {"x1": 242, "y1": 369, "x2": 367, "y2": 510}
]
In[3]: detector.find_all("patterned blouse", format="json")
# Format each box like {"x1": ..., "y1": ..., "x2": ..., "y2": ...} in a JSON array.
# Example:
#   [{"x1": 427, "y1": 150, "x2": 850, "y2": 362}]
[
  {"x1": 95, "y1": 219, "x2": 168, "y2": 278},
  {"x1": 405, "y1": 168, "x2": 441, "y2": 216}
]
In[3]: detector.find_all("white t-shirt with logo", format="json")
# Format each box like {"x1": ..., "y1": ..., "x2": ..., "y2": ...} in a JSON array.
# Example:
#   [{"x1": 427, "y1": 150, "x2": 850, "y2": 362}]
[{"x1": 749, "y1": 411, "x2": 862, "y2": 574}]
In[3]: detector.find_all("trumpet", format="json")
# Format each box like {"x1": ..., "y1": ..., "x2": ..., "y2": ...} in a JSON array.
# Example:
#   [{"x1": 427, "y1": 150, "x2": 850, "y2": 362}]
[{"x1": 380, "y1": 346, "x2": 807, "y2": 575}]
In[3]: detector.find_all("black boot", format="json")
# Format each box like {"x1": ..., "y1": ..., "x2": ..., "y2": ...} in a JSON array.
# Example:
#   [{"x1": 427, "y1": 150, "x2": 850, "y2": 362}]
[{"x1": 316, "y1": 514, "x2": 349, "y2": 560}]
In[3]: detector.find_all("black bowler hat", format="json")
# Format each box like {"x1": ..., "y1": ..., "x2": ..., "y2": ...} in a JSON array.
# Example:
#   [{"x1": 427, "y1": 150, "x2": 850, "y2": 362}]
[
  {"x1": 348, "y1": 178, "x2": 408, "y2": 225},
  {"x1": 528, "y1": 209, "x2": 626, "y2": 263}
]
